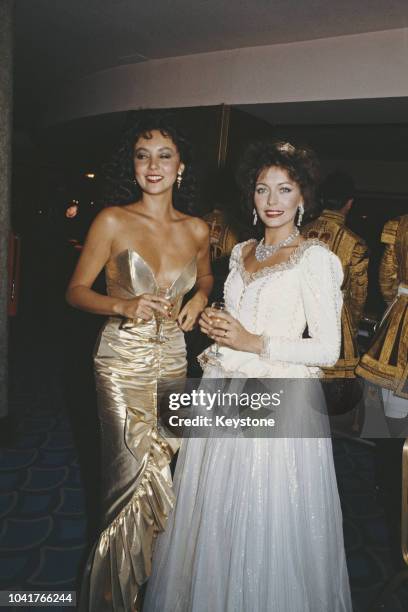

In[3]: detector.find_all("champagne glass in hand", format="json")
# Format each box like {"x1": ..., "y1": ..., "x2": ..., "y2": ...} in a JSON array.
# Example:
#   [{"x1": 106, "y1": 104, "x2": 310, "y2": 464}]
[
  {"x1": 210, "y1": 301, "x2": 227, "y2": 357},
  {"x1": 154, "y1": 286, "x2": 173, "y2": 343}
]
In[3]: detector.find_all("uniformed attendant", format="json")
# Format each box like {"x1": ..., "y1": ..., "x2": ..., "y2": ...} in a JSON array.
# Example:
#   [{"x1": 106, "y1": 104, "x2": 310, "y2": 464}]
[
  {"x1": 356, "y1": 214, "x2": 408, "y2": 569},
  {"x1": 356, "y1": 214, "x2": 408, "y2": 421}
]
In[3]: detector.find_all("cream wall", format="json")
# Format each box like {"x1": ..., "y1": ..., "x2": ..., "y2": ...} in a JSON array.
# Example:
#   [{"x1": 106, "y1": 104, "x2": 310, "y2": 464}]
[{"x1": 44, "y1": 28, "x2": 408, "y2": 125}]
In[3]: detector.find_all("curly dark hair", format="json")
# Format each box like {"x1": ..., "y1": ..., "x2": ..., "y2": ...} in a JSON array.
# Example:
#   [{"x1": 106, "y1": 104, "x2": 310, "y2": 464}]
[
  {"x1": 101, "y1": 111, "x2": 197, "y2": 214},
  {"x1": 236, "y1": 139, "x2": 320, "y2": 228}
]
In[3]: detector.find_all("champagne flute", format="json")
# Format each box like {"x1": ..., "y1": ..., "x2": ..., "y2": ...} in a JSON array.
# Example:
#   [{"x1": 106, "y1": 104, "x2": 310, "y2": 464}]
[
  {"x1": 154, "y1": 286, "x2": 173, "y2": 343},
  {"x1": 210, "y1": 301, "x2": 227, "y2": 357}
]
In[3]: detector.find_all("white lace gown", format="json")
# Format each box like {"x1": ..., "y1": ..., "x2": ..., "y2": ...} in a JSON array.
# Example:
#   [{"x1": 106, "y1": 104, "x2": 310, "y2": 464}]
[{"x1": 143, "y1": 240, "x2": 352, "y2": 612}]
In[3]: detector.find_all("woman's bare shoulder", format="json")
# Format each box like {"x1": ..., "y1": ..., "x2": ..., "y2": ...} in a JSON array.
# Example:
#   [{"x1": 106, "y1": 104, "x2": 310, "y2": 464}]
[
  {"x1": 94, "y1": 206, "x2": 125, "y2": 226},
  {"x1": 241, "y1": 238, "x2": 256, "y2": 258},
  {"x1": 94, "y1": 205, "x2": 120, "y2": 219},
  {"x1": 87, "y1": 206, "x2": 124, "y2": 240},
  {"x1": 182, "y1": 214, "x2": 210, "y2": 241}
]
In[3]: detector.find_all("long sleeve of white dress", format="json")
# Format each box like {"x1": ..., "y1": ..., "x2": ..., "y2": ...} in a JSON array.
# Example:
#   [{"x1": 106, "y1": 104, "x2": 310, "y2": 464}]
[{"x1": 260, "y1": 246, "x2": 344, "y2": 367}]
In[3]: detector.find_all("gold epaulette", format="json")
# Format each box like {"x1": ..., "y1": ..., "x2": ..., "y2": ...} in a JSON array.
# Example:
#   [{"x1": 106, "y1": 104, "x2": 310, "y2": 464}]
[
  {"x1": 381, "y1": 218, "x2": 400, "y2": 245},
  {"x1": 346, "y1": 228, "x2": 367, "y2": 247}
]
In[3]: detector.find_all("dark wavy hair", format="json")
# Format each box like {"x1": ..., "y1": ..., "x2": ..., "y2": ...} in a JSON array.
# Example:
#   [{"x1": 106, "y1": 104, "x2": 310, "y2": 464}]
[
  {"x1": 101, "y1": 111, "x2": 197, "y2": 214},
  {"x1": 236, "y1": 139, "x2": 320, "y2": 229}
]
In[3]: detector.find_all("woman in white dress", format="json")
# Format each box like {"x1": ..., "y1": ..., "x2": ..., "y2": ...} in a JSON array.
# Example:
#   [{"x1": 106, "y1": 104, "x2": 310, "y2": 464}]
[{"x1": 143, "y1": 140, "x2": 352, "y2": 612}]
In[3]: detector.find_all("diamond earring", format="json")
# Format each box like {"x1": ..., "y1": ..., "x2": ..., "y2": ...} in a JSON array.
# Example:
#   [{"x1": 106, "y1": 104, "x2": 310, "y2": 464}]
[
  {"x1": 253, "y1": 208, "x2": 258, "y2": 225},
  {"x1": 176, "y1": 172, "x2": 183, "y2": 189},
  {"x1": 297, "y1": 204, "x2": 304, "y2": 226}
]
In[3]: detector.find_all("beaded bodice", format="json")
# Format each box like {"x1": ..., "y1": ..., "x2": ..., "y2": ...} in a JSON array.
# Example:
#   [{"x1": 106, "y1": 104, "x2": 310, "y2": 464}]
[{"x1": 219, "y1": 239, "x2": 344, "y2": 371}]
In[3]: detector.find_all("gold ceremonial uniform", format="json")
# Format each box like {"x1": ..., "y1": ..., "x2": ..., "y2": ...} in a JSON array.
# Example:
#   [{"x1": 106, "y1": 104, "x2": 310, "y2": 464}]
[
  {"x1": 203, "y1": 208, "x2": 238, "y2": 262},
  {"x1": 356, "y1": 215, "x2": 408, "y2": 399},
  {"x1": 302, "y1": 209, "x2": 369, "y2": 378}
]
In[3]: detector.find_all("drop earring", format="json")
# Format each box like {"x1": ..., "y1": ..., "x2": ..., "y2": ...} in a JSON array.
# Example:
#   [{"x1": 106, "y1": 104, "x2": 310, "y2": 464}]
[
  {"x1": 297, "y1": 203, "x2": 304, "y2": 227},
  {"x1": 176, "y1": 172, "x2": 183, "y2": 189},
  {"x1": 253, "y1": 208, "x2": 258, "y2": 225}
]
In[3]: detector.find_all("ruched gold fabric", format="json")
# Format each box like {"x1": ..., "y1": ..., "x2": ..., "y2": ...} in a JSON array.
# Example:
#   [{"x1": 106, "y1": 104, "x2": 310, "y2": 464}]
[{"x1": 79, "y1": 249, "x2": 197, "y2": 612}]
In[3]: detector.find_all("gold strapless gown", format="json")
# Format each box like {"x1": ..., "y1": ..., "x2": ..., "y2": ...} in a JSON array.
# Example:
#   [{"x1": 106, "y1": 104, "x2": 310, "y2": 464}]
[{"x1": 79, "y1": 249, "x2": 197, "y2": 612}]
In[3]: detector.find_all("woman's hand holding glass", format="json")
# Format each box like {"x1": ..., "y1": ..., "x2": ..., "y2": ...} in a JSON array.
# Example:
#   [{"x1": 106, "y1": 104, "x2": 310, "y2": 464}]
[
  {"x1": 154, "y1": 286, "x2": 175, "y2": 342},
  {"x1": 117, "y1": 293, "x2": 172, "y2": 329},
  {"x1": 199, "y1": 307, "x2": 262, "y2": 353}
]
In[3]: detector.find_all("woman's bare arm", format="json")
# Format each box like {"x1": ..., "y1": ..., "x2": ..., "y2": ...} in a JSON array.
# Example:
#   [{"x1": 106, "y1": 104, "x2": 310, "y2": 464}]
[
  {"x1": 193, "y1": 220, "x2": 213, "y2": 307},
  {"x1": 66, "y1": 208, "x2": 123, "y2": 315},
  {"x1": 177, "y1": 219, "x2": 213, "y2": 330}
]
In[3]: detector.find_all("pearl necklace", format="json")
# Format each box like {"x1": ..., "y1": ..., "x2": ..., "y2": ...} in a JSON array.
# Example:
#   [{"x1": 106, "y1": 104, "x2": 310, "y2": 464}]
[{"x1": 255, "y1": 228, "x2": 300, "y2": 262}]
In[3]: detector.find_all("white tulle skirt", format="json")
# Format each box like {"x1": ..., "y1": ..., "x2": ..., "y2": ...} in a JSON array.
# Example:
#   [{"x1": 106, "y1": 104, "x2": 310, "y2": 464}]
[{"x1": 143, "y1": 431, "x2": 352, "y2": 612}]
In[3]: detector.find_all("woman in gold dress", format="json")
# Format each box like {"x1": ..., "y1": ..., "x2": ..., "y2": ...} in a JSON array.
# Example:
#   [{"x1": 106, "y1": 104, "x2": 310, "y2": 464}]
[{"x1": 66, "y1": 114, "x2": 212, "y2": 611}]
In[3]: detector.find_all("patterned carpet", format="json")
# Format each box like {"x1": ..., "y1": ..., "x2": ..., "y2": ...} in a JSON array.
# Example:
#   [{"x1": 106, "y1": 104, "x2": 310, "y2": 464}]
[
  {"x1": 0, "y1": 390, "x2": 86, "y2": 611},
  {"x1": 1, "y1": 387, "x2": 408, "y2": 611},
  {"x1": 334, "y1": 440, "x2": 408, "y2": 611}
]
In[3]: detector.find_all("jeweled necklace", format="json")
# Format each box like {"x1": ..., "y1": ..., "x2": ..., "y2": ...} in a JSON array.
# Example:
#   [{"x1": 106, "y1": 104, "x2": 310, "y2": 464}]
[{"x1": 255, "y1": 228, "x2": 300, "y2": 262}]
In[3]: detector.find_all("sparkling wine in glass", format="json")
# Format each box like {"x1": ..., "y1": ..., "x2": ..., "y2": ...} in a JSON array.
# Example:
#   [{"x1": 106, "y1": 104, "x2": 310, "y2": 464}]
[
  {"x1": 154, "y1": 286, "x2": 173, "y2": 343},
  {"x1": 210, "y1": 301, "x2": 226, "y2": 357}
]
